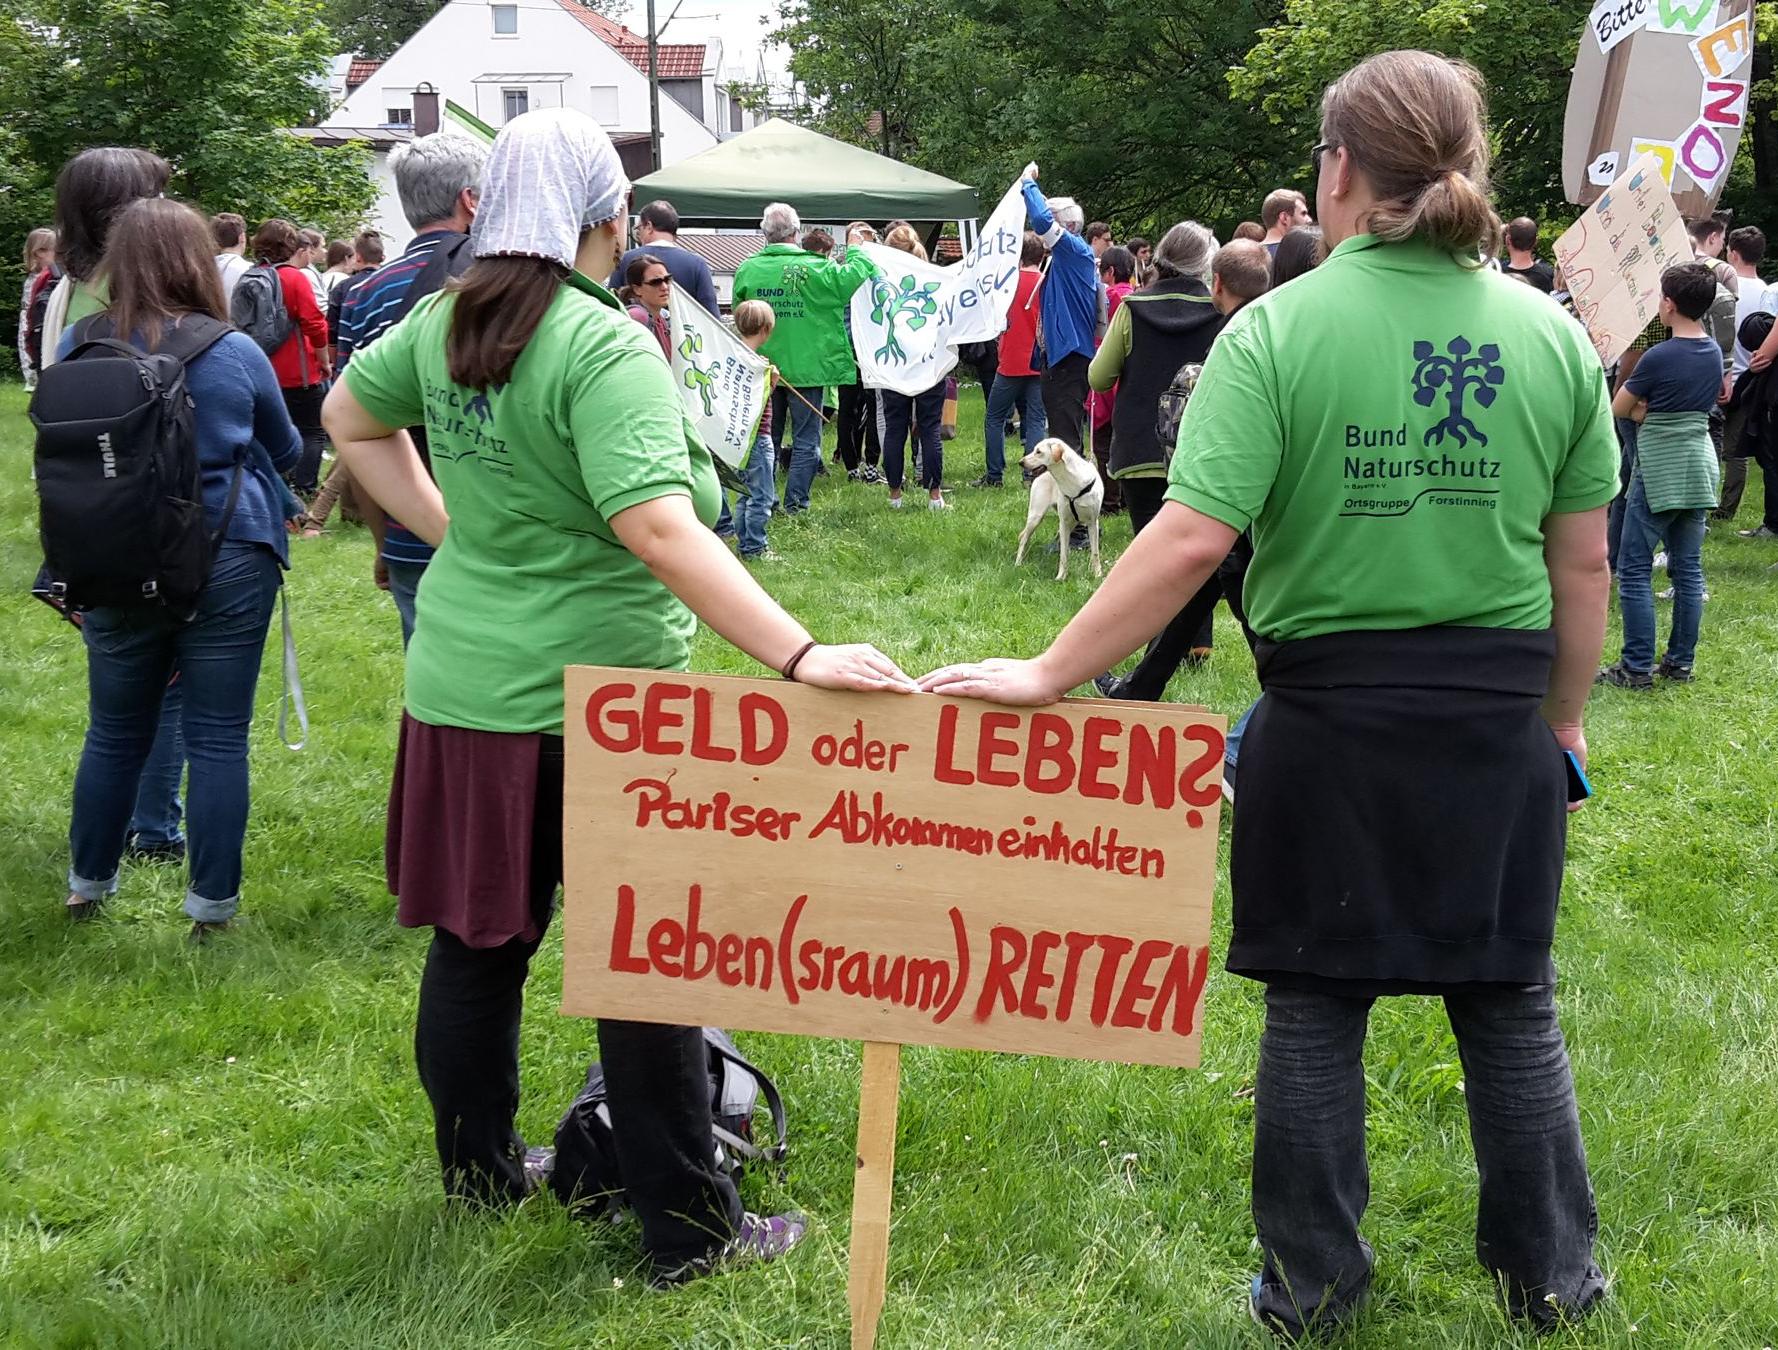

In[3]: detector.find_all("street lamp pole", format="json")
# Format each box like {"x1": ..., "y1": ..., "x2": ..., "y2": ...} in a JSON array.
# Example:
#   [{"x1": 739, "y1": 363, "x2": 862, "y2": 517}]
[{"x1": 647, "y1": 0, "x2": 662, "y2": 172}]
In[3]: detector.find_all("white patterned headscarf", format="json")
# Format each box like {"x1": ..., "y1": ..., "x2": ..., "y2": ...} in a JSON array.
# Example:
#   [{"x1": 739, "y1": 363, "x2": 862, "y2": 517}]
[{"x1": 470, "y1": 108, "x2": 629, "y2": 269}]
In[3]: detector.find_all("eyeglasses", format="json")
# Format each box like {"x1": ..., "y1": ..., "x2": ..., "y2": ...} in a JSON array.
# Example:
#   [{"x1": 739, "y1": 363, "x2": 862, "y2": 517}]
[
  {"x1": 643, "y1": 275, "x2": 671, "y2": 287},
  {"x1": 1312, "y1": 142, "x2": 1337, "y2": 175}
]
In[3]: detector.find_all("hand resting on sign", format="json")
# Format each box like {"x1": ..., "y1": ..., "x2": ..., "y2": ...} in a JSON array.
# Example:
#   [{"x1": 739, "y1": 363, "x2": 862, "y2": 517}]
[{"x1": 920, "y1": 500, "x2": 1237, "y2": 705}]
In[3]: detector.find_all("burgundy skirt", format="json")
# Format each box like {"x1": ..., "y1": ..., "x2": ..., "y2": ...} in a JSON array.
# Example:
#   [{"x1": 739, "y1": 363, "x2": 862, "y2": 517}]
[{"x1": 387, "y1": 714, "x2": 565, "y2": 949}]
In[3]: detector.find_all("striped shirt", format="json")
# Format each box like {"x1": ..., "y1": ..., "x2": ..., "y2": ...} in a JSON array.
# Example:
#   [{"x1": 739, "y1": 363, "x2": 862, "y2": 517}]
[{"x1": 337, "y1": 230, "x2": 468, "y2": 565}]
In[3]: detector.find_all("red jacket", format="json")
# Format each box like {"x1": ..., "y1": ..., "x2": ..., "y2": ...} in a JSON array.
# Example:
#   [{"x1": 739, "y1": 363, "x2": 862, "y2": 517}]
[
  {"x1": 998, "y1": 269, "x2": 1043, "y2": 377},
  {"x1": 268, "y1": 264, "x2": 329, "y2": 389}
]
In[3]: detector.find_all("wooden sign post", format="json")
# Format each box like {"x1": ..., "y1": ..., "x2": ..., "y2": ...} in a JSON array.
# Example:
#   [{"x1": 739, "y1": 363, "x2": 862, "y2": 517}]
[{"x1": 561, "y1": 670, "x2": 1224, "y2": 1346}]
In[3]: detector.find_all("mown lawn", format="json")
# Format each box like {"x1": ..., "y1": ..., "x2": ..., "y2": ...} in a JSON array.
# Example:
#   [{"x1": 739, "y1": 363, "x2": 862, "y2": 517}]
[{"x1": 0, "y1": 378, "x2": 1774, "y2": 1349}]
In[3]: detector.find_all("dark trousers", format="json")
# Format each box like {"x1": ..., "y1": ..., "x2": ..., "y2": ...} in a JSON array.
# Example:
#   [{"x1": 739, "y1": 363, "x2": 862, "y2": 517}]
[
  {"x1": 879, "y1": 386, "x2": 944, "y2": 492},
  {"x1": 1041, "y1": 352, "x2": 1091, "y2": 453},
  {"x1": 772, "y1": 385, "x2": 791, "y2": 469},
  {"x1": 1252, "y1": 984, "x2": 1605, "y2": 1337},
  {"x1": 282, "y1": 383, "x2": 328, "y2": 495},
  {"x1": 1761, "y1": 445, "x2": 1778, "y2": 532},
  {"x1": 413, "y1": 738, "x2": 741, "y2": 1263},
  {"x1": 837, "y1": 384, "x2": 880, "y2": 470},
  {"x1": 1118, "y1": 479, "x2": 1254, "y2": 699},
  {"x1": 1607, "y1": 418, "x2": 1637, "y2": 573},
  {"x1": 1716, "y1": 401, "x2": 1748, "y2": 519}
]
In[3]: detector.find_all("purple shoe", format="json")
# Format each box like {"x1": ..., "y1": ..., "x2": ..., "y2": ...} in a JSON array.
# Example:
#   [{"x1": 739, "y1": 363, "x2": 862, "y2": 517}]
[{"x1": 648, "y1": 1210, "x2": 807, "y2": 1288}]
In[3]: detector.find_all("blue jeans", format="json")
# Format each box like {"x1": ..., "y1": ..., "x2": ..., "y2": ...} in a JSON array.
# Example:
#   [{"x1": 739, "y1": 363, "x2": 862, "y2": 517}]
[
  {"x1": 1252, "y1": 984, "x2": 1604, "y2": 1336},
  {"x1": 68, "y1": 544, "x2": 282, "y2": 921},
  {"x1": 881, "y1": 386, "x2": 945, "y2": 492},
  {"x1": 736, "y1": 433, "x2": 778, "y2": 557},
  {"x1": 387, "y1": 559, "x2": 428, "y2": 650},
  {"x1": 1223, "y1": 698, "x2": 1258, "y2": 793},
  {"x1": 1616, "y1": 476, "x2": 1706, "y2": 672},
  {"x1": 782, "y1": 386, "x2": 826, "y2": 513},
  {"x1": 129, "y1": 684, "x2": 186, "y2": 847},
  {"x1": 984, "y1": 373, "x2": 1046, "y2": 482},
  {"x1": 1606, "y1": 418, "x2": 1636, "y2": 575}
]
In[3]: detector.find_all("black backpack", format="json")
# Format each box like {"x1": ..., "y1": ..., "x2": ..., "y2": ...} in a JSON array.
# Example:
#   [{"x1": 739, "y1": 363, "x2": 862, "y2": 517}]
[
  {"x1": 30, "y1": 315, "x2": 242, "y2": 619},
  {"x1": 1154, "y1": 361, "x2": 1206, "y2": 461},
  {"x1": 551, "y1": 1028, "x2": 788, "y2": 1217},
  {"x1": 231, "y1": 263, "x2": 294, "y2": 356}
]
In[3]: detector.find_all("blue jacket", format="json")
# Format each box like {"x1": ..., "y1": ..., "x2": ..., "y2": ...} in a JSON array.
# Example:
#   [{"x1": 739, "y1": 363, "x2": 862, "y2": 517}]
[
  {"x1": 1022, "y1": 180, "x2": 1099, "y2": 364},
  {"x1": 61, "y1": 323, "x2": 302, "y2": 565}
]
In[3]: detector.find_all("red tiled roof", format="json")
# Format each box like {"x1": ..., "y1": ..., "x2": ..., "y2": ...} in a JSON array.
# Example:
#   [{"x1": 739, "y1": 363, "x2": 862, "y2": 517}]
[
  {"x1": 346, "y1": 58, "x2": 383, "y2": 87},
  {"x1": 616, "y1": 42, "x2": 706, "y2": 78},
  {"x1": 555, "y1": 0, "x2": 705, "y2": 78},
  {"x1": 676, "y1": 233, "x2": 768, "y2": 276}
]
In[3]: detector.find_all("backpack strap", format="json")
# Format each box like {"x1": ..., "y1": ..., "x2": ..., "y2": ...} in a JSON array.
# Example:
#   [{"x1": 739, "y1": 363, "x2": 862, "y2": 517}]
[{"x1": 704, "y1": 1034, "x2": 789, "y2": 1166}]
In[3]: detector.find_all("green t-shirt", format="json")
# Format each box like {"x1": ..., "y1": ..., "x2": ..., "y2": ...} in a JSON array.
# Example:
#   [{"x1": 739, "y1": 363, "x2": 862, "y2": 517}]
[
  {"x1": 344, "y1": 270, "x2": 721, "y2": 734},
  {"x1": 1166, "y1": 235, "x2": 1620, "y2": 641}
]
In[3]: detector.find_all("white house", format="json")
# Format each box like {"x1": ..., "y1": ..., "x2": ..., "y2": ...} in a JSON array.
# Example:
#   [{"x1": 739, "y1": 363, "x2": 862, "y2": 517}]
[{"x1": 312, "y1": 0, "x2": 763, "y2": 246}]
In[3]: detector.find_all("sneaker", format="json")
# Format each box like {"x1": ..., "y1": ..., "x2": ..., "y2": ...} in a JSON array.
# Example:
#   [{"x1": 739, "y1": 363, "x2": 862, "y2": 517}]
[
  {"x1": 968, "y1": 474, "x2": 1003, "y2": 488},
  {"x1": 887, "y1": 496, "x2": 904, "y2": 510},
  {"x1": 1185, "y1": 646, "x2": 1213, "y2": 668},
  {"x1": 1656, "y1": 658, "x2": 1695, "y2": 683},
  {"x1": 1653, "y1": 551, "x2": 1668, "y2": 570},
  {"x1": 741, "y1": 549, "x2": 785, "y2": 563},
  {"x1": 648, "y1": 1211, "x2": 807, "y2": 1289},
  {"x1": 1093, "y1": 673, "x2": 1128, "y2": 699},
  {"x1": 1739, "y1": 524, "x2": 1778, "y2": 539},
  {"x1": 1044, "y1": 528, "x2": 1091, "y2": 554},
  {"x1": 860, "y1": 465, "x2": 883, "y2": 484},
  {"x1": 1657, "y1": 586, "x2": 1709, "y2": 601},
  {"x1": 187, "y1": 919, "x2": 233, "y2": 944},
  {"x1": 1595, "y1": 662, "x2": 1654, "y2": 690},
  {"x1": 125, "y1": 835, "x2": 187, "y2": 864},
  {"x1": 927, "y1": 495, "x2": 948, "y2": 510},
  {"x1": 1249, "y1": 1274, "x2": 1302, "y2": 1342},
  {"x1": 847, "y1": 468, "x2": 863, "y2": 482},
  {"x1": 66, "y1": 893, "x2": 105, "y2": 922}
]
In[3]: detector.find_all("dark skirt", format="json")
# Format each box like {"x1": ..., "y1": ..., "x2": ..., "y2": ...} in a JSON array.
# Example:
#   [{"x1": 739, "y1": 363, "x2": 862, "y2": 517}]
[
  {"x1": 1229, "y1": 626, "x2": 1566, "y2": 992},
  {"x1": 387, "y1": 713, "x2": 564, "y2": 949}
]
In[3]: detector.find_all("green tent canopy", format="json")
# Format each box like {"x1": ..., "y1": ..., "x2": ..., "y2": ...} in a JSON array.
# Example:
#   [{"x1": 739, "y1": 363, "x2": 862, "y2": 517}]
[{"x1": 631, "y1": 118, "x2": 980, "y2": 225}]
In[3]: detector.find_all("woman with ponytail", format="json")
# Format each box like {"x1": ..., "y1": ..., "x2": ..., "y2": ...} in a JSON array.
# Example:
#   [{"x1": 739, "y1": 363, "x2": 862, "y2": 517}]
[
  {"x1": 322, "y1": 109, "x2": 915, "y2": 1286},
  {"x1": 921, "y1": 51, "x2": 1616, "y2": 1337}
]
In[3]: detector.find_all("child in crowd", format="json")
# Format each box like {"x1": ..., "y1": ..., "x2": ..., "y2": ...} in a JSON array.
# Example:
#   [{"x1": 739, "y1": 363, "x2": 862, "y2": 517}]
[
  {"x1": 1600, "y1": 261, "x2": 1723, "y2": 688},
  {"x1": 733, "y1": 299, "x2": 782, "y2": 561}
]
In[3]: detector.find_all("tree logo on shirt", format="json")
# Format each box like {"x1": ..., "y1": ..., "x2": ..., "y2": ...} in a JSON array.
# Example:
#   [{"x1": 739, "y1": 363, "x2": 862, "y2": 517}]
[
  {"x1": 1411, "y1": 337, "x2": 1505, "y2": 448},
  {"x1": 869, "y1": 275, "x2": 942, "y2": 364},
  {"x1": 677, "y1": 332, "x2": 718, "y2": 416}
]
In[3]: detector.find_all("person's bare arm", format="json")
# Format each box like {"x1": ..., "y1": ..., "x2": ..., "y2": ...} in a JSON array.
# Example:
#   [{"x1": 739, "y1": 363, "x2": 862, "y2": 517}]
[
  {"x1": 919, "y1": 501, "x2": 1237, "y2": 704},
  {"x1": 323, "y1": 382, "x2": 448, "y2": 546},
  {"x1": 1610, "y1": 385, "x2": 1646, "y2": 423},
  {"x1": 610, "y1": 494, "x2": 917, "y2": 693},
  {"x1": 1540, "y1": 506, "x2": 1611, "y2": 797},
  {"x1": 1752, "y1": 321, "x2": 1778, "y2": 372}
]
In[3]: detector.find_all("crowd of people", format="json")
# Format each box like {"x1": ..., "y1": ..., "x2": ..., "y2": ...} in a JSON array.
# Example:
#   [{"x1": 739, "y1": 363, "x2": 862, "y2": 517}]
[{"x1": 13, "y1": 40, "x2": 1778, "y2": 1343}]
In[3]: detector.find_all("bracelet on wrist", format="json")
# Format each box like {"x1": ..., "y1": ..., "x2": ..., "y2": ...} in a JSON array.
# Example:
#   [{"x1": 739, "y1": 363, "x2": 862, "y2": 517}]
[{"x1": 782, "y1": 640, "x2": 818, "y2": 682}]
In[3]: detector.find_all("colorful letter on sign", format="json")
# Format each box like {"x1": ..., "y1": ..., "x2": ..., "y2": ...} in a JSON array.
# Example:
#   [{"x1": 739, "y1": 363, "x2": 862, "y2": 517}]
[
  {"x1": 1630, "y1": 138, "x2": 1679, "y2": 184},
  {"x1": 1680, "y1": 122, "x2": 1728, "y2": 187},
  {"x1": 1649, "y1": 0, "x2": 1717, "y2": 33},
  {"x1": 561, "y1": 669, "x2": 1225, "y2": 1069},
  {"x1": 1700, "y1": 78, "x2": 1748, "y2": 127},
  {"x1": 1692, "y1": 16, "x2": 1751, "y2": 77}
]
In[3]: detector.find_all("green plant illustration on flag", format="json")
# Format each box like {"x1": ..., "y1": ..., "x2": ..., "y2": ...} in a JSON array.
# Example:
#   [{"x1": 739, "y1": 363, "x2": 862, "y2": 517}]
[
  {"x1": 870, "y1": 275, "x2": 942, "y2": 364},
  {"x1": 677, "y1": 332, "x2": 717, "y2": 417}
]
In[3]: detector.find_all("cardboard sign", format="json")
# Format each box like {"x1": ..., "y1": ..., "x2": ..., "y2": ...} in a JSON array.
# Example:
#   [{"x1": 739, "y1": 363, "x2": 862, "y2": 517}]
[
  {"x1": 561, "y1": 670, "x2": 1223, "y2": 1069},
  {"x1": 1563, "y1": 0, "x2": 1753, "y2": 217},
  {"x1": 1554, "y1": 152, "x2": 1690, "y2": 365}
]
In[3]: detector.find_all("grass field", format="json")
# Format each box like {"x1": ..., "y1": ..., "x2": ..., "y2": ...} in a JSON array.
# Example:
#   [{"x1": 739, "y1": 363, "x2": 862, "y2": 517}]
[{"x1": 2, "y1": 377, "x2": 1776, "y2": 1350}]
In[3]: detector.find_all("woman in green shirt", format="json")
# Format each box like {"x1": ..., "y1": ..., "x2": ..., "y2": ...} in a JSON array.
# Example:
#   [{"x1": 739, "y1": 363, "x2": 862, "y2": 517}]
[
  {"x1": 324, "y1": 109, "x2": 914, "y2": 1287},
  {"x1": 921, "y1": 51, "x2": 1616, "y2": 1338}
]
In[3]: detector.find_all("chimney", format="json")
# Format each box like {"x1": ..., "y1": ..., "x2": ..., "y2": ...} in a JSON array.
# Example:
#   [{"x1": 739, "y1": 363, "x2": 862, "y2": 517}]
[{"x1": 414, "y1": 82, "x2": 441, "y2": 137}]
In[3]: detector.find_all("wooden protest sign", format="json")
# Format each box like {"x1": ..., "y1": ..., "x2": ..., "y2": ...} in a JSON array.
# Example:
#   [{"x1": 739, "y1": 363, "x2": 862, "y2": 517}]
[
  {"x1": 1554, "y1": 152, "x2": 1689, "y2": 366},
  {"x1": 1563, "y1": 0, "x2": 1753, "y2": 218},
  {"x1": 561, "y1": 669, "x2": 1224, "y2": 1346}
]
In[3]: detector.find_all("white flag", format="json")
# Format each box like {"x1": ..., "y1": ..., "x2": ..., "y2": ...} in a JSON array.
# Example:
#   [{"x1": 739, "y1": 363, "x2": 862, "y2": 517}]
[
  {"x1": 668, "y1": 301, "x2": 771, "y2": 470},
  {"x1": 849, "y1": 174, "x2": 1031, "y2": 396}
]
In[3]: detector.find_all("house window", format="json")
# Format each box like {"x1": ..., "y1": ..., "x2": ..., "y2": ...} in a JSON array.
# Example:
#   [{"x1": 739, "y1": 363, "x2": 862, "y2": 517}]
[
  {"x1": 491, "y1": 4, "x2": 518, "y2": 35},
  {"x1": 503, "y1": 88, "x2": 529, "y2": 121},
  {"x1": 588, "y1": 85, "x2": 620, "y2": 125},
  {"x1": 386, "y1": 107, "x2": 413, "y2": 127}
]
